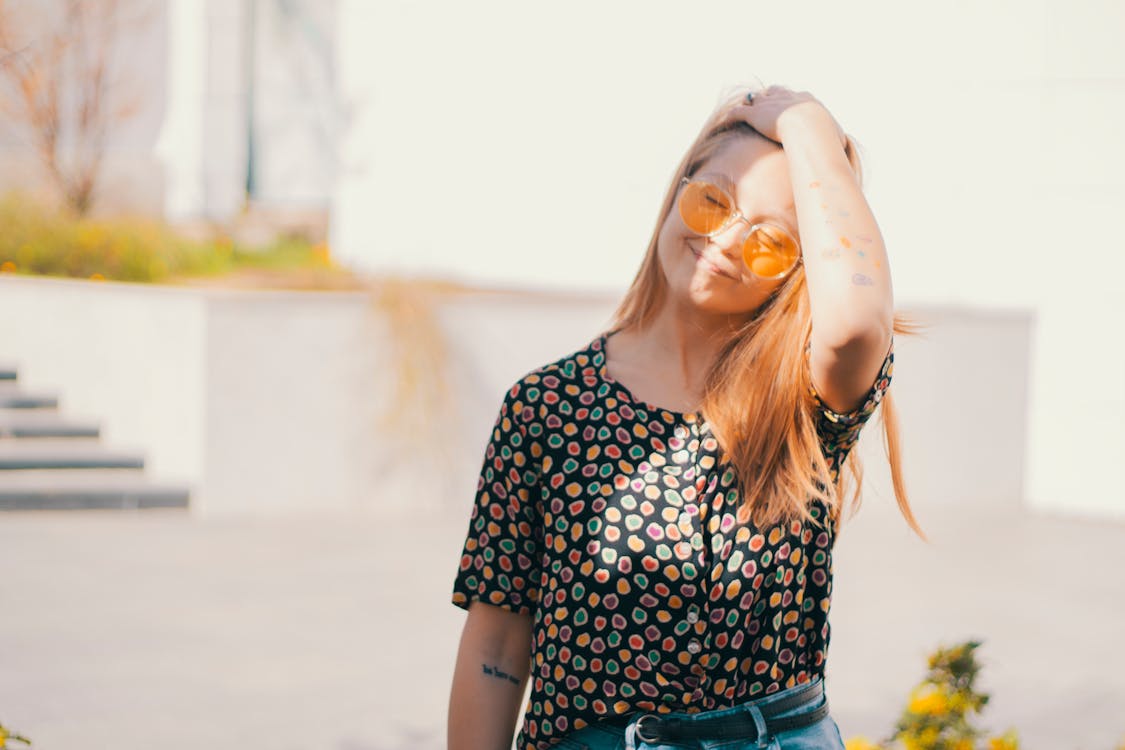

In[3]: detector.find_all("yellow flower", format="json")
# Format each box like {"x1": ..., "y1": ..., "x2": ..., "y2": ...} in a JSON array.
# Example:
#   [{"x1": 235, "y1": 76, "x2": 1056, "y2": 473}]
[
  {"x1": 947, "y1": 691, "x2": 967, "y2": 712},
  {"x1": 0, "y1": 260, "x2": 16, "y2": 273},
  {"x1": 89, "y1": 273, "x2": 105, "y2": 281},
  {"x1": 953, "y1": 740, "x2": 974, "y2": 750},
  {"x1": 845, "y1": 737, "x2": 882, "y2": 750},
  {"x1": 919, "y1": 726, "x2": 940, "y2": 746},
  {"x1": 908, "y1": 683, "x2": 948, "y2": 716},
  {"x1": 902, "y1": 735, "x2": 924, "y2": 750},
  {"x1": 989, "y1": 731, "x2": 1020, "y2": 749},
  {"x1": 312, "y1": 241, "x2": 332, "y2": 266}
]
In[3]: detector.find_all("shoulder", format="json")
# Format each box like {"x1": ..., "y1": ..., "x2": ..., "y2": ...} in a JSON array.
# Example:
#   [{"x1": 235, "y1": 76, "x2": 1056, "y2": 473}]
[{"x1": 497, "y1": 334, "x2": 606, "y2": 418}]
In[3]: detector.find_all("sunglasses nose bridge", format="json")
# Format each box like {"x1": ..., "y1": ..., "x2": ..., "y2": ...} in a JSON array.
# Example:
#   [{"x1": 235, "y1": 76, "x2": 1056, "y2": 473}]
[{"x1": 706, "y1": 214, "x2": 751, "y2": 255}]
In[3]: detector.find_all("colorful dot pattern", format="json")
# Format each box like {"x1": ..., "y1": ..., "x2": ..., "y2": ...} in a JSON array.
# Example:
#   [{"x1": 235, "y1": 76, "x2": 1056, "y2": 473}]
[{"x1": 453, "y1": 333, "x2": 893, "y2": 749}]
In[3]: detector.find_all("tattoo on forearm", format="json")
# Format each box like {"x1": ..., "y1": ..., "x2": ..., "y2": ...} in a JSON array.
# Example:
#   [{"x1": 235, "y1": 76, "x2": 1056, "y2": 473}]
[
  {"x1": 852, "y1": 273, "x2": 874, "y2": 286},
  {"x1": 482, "y1": 663, "x2": 520, "y2": 685}
]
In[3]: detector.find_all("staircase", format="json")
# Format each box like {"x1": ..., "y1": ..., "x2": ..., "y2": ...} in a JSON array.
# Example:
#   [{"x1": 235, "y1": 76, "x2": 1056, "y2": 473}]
[{"x1": 0, "y1": 362, "x2": 190, "y2": 511}]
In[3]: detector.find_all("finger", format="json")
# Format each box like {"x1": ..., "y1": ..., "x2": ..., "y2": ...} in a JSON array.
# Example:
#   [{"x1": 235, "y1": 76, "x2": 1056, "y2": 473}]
[{"x1": 727, "y1": 103, "x2": 755, "y2": 119}]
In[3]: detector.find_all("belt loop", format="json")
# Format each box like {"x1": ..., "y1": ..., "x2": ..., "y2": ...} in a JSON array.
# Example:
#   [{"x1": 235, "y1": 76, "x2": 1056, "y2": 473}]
[{"x1": 747, "y1": 704, "x2": 770, "y2": 749}]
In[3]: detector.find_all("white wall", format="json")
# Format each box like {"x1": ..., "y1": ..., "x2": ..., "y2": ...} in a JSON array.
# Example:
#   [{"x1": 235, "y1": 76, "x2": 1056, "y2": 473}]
[
  {"x1": 0, "y1": 277, "x2": 1034, "y2": 522},
  {"x1": 332, "y1": 0, "x2": 1125, "y2": 518}
]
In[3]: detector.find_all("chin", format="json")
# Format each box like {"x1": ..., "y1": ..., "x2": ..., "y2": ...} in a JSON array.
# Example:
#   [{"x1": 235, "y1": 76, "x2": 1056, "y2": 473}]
[{"x1": 679, "y1": 283, "x2": 759, "y2": 317}]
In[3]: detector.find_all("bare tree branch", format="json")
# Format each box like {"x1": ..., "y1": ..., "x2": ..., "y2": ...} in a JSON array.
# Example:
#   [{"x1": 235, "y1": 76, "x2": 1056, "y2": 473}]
[{"x1": 0, "y1": 0, "x2": 151, "y2": 214}]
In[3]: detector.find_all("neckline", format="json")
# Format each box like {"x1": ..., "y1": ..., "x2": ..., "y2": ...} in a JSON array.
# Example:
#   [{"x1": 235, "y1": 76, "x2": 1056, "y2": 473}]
[{"x1": 595, "y1": 331, "x2": 703, "y2": 421}]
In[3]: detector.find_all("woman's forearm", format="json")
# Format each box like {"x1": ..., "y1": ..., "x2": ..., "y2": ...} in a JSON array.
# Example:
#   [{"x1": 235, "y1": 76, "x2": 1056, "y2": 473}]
[
  {"x1": 448, "y1": 602, "x2": 533, "y2": 750},
  {"x1": 781, "y1": 119, "x2": 895, "y2": 348}
]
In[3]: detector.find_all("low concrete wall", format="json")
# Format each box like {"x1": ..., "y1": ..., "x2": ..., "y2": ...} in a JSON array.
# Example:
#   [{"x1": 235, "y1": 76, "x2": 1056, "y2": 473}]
[
  {"x1": 0, "y1": 276, "x2": 209, "y2": 486},
  {"x1": 854, "y1": 307, "x2": 1034, "y2": 520},
  {"x1": 0, "y1": 276, "x2": 1039, "y2": 520}
]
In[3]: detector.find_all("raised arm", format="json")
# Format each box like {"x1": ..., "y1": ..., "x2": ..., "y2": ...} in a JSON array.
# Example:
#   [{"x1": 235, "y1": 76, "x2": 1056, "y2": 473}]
[{"x1": 732, "y1": 86, "x2": 895, "y2": 413}]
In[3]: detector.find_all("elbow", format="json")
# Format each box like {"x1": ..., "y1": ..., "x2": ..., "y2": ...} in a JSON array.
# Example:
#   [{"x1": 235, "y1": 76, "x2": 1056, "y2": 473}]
[{"x1": 814, "y1": 314, "x2": 893, "y2": 354}]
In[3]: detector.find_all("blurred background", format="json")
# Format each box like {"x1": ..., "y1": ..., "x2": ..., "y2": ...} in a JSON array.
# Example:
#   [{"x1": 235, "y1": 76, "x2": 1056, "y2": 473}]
[{"x1": 1, "y1": 1, "x2": 1123, "y2": 749}]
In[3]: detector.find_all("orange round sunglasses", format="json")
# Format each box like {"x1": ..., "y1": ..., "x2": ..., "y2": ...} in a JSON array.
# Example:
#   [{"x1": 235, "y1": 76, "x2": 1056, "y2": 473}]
[{"x1": 677, "y1": 177, "x2": 802, "y2": 280}]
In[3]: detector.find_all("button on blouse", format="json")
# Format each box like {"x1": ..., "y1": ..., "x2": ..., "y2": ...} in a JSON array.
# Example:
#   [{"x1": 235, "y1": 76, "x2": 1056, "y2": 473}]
[{"x1": 452, "y1": 333, "x2": 894, "y2": 750}]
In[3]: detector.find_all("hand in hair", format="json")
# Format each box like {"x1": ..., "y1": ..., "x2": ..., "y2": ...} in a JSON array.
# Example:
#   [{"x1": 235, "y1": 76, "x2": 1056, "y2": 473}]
[{"x1": 726, "y1": 85, "x2": 848, "y2": 151}]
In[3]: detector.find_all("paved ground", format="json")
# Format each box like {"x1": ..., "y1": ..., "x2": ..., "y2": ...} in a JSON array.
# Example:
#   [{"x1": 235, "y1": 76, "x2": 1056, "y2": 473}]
[{"x1": 1, "y1": 500, "x2": 1123, "y2": 750}]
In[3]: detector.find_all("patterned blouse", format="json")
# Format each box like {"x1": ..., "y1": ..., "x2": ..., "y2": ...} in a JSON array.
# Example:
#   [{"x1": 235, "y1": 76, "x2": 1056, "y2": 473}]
[{"x1": 452, "y1": 331, "x2": 894, "y2": 750}]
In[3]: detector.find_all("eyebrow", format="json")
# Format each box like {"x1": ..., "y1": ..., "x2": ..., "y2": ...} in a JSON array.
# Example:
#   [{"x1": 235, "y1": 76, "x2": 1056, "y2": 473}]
[{"x1": 693, "y1": 171, "x2": 799, "y2": 239}]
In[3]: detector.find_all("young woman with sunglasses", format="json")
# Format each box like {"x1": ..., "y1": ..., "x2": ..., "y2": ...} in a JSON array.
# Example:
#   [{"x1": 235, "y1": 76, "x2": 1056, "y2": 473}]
[{"x1": 448, "y1": 84, "x2": 923, "y2": 750}]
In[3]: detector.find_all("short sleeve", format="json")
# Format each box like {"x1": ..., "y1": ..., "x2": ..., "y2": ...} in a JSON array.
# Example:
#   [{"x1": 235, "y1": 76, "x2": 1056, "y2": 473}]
[
  {"x1": 806, "y1": 337, "x2": 894, "y2": 472},
  {"x1": 451, "y1": 381, "x2": 544, "y2": 616}
]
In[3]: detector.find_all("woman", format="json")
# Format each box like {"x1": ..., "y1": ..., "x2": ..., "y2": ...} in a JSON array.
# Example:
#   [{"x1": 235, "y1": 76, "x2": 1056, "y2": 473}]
[{"x1": 448, "y1": 84, "x2": 923, "y2": 750}]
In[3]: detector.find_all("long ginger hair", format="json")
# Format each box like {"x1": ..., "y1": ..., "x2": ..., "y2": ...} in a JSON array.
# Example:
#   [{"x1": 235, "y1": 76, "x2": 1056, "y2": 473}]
[{"x1": 609, "y1": 88, "x2": 925, "y2": 539}]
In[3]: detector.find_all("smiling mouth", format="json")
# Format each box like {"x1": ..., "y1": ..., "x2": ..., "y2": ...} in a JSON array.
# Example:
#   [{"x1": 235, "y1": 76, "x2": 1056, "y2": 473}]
[{"x1": 690, "y1": 247, "x2": 737, "y2": 279}]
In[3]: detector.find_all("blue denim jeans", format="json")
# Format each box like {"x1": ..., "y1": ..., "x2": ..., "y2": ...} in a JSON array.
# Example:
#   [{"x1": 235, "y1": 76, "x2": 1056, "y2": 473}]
[{"x1": 551, "y1": 678, "x2": 846, "y2": 750}]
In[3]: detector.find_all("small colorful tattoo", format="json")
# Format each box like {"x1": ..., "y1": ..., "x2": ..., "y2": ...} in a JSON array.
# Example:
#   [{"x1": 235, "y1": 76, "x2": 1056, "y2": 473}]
[
  {"x1": 840, "y1": 237, "x2": 852, "y2": 248},
  {"x1": 852, "y1": 273, "x2": 874, "y2": 286}
]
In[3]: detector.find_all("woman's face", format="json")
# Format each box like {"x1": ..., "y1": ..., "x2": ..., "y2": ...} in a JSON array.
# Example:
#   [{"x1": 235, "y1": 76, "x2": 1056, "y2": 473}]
[{"x1": 656, "y1": 135, "x2": 799, "y2": 316}]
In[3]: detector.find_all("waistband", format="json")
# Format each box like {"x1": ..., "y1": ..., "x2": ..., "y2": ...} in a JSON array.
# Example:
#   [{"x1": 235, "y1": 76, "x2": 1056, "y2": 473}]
[{"x1": 600, "y1": 678, "x2": 828, "y2": 745}]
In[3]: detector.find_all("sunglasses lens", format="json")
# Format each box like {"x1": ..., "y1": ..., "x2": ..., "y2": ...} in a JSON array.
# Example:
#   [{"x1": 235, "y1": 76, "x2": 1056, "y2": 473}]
[
  {"x1": 679, "y1": 181, "x2": 732, "y2": 234},
  {"x1": 743, "y1": 224, "x2": 800, "y2": 279}
]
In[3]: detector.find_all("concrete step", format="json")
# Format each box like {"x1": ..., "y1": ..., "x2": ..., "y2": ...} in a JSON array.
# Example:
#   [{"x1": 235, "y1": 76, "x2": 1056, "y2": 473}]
[
  {"x1": 0, "y1": 468, "x2": 149, "y2": 483},
  {"x1": 0, "y1": 433, "x2": 101, "y2": 445},
  {"x1": 0, "y1": 391, "x2": 58, "y2": 409},
  {"x1": 0, "y1": 441, "x2": 144, "y2": 470},
  {"x1": 0, "y1": 471, "x2": 190, "y2": 510},
  {"x1": 0, "y1": 413, "x2": 101, "y2": 438},
  {"x1": 0, "y1": 470, "x2": 189, "y2": 510},
  {"x1": 0, "y1": 408, "x2": 89, "y2": 423}
]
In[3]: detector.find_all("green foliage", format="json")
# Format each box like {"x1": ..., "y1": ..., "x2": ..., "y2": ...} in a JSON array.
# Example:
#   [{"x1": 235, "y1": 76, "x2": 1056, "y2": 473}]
[{"x1": 0, "y1": 192, "x2": 336, "y2": 284}]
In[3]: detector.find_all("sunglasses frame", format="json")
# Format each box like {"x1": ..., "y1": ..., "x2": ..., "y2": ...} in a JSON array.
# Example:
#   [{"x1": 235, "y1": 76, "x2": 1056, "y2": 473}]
[{"x1": 677, "y1": 176, "x2": 803, "y2": 280}]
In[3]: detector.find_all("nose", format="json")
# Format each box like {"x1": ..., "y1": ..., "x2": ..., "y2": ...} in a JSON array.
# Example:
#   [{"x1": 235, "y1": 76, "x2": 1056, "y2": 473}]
[{"x1": 706, "y1": 219, "x2": 748, "y2": 259}]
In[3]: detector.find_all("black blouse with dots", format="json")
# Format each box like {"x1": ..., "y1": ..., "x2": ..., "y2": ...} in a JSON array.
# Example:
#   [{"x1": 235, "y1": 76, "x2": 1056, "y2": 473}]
[{"x1": 452, "y1": 331, "x2": 894, "y2": 750}]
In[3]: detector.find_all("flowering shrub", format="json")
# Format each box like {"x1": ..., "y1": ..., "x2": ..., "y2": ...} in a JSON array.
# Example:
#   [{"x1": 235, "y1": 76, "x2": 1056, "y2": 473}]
[
  {"x1": 0, "y1": 191, "x2": 338, "y2": 284},
  {"x1": 845, "y1": 640, "x2": 1019, "y2": 750}
]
